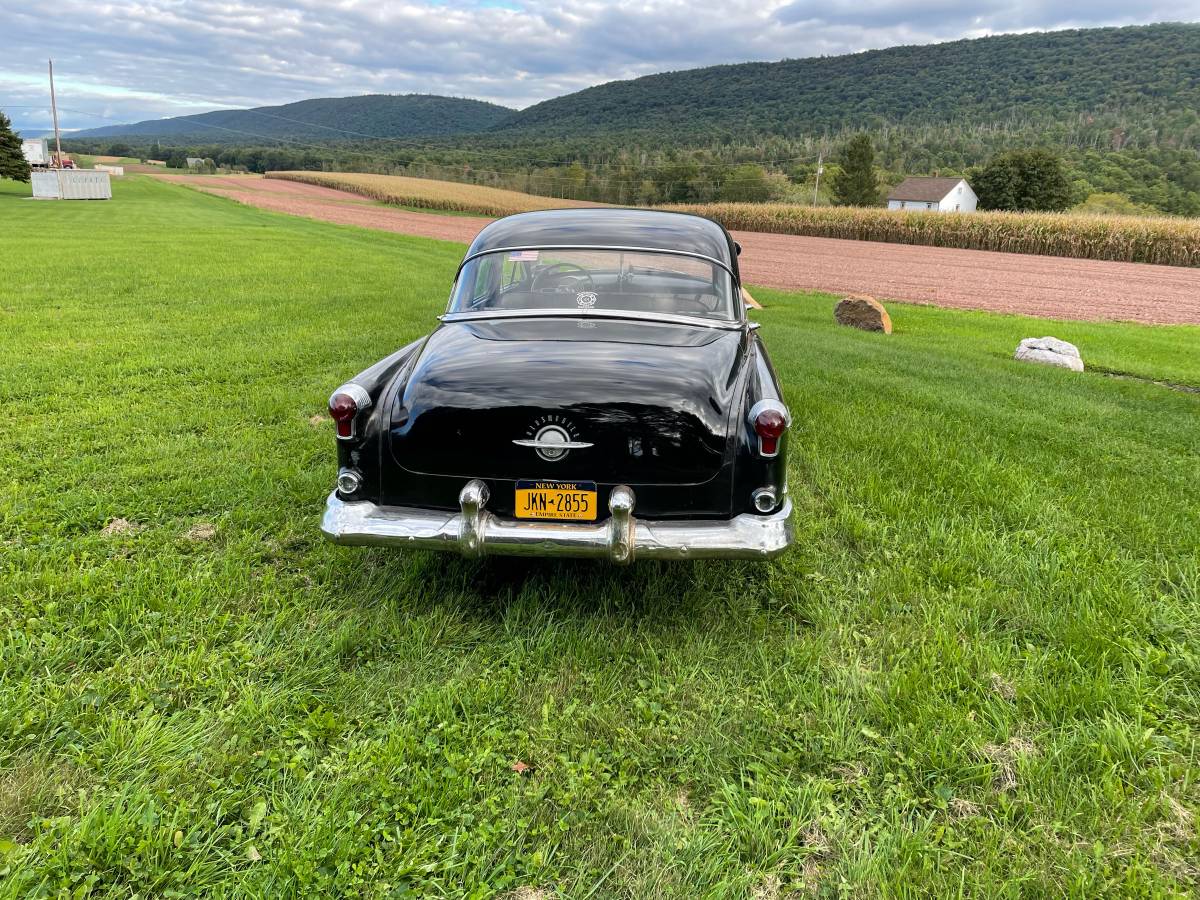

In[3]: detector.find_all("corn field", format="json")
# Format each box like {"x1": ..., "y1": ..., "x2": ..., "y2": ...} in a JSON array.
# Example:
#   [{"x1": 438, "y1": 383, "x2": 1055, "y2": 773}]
[
  {"x1": 668, "y1": 202, "x2": 1200, "y2": 267},
  {"x1": 269, "y1": 172, "x2": 1200, "y2": 267},
  {"x1": 267, "y1": 171, "x2": 594, "y2": 218}
]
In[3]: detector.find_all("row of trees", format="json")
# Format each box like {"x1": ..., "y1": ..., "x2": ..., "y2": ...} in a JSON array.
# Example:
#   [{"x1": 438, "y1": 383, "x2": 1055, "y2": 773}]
[
  {"x1": 70, "y1": 111, "x2": 1200, "y2": 210},
  {"x1": 32, "y1": 113, "x2": 1196, "y2": 216}
]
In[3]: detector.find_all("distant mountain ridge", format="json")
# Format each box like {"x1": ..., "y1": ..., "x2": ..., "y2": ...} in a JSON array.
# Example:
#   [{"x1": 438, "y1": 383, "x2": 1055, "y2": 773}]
[
  {"x1": 68, "y1": 23, "x2": 1200, "y2": 149},
  {"x1": 494, "y1": 23, "x2": 1200, "y2": 140},
  {"x1": 72, "y1": 94, "x2": 515, "y2": 142}
]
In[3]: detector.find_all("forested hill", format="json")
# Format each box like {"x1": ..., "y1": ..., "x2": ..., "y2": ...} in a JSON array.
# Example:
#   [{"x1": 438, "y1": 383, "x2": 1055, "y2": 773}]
[
  {"x1": 495, "y1": 23, "x2": 1200, "y2": 141},
  {"x1": 70, "y1": 24, "x2": 1199, "y2": 147},
  {"x1": 72, "y1": 94, "x2": 515, "y2": 142},
  {"x1": 59, "y1": 23, "x2": 1200, "y2": 215}
]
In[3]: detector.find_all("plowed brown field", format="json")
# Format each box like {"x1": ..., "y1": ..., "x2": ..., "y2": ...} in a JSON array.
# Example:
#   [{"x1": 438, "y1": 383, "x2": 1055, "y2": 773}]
[{"x1": 154, "y1": 175, "x2": 1200, "y2": 325}]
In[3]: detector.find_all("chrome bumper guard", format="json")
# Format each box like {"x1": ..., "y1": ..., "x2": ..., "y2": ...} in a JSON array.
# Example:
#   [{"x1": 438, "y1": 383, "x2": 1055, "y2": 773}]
[{"x1": 321, "y1": 480, "x2": 792, "y2": 563}]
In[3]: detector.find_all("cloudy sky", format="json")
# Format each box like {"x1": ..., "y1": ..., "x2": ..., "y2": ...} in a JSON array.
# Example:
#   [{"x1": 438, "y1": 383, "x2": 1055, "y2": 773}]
[{"x1": 2, "y1": 0, "x2": 1196, "y2": 134}]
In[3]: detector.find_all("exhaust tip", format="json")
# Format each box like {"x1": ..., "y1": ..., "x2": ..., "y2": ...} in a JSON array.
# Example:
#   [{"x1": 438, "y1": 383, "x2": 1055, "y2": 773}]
[
  {"x1": 337, "y1": 468, "x2": 363, "y2": 495},
  {"x1": 752, "y1": 487, "x2": 778, "y2": 514}
]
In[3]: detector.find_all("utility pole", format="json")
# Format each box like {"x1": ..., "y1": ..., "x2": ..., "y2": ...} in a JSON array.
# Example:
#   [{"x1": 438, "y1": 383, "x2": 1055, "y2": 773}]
[
  {"x1": 812, "y1": 151, "x2": 824, "y2": 206},
  {"x1": 49, "y1": 58, "x2": 65, "y2": 198}
]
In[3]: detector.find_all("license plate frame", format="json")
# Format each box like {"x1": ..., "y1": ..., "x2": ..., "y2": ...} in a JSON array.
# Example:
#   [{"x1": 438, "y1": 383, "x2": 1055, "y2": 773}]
[{"x1": 514, "y1": 480, "x2": 598, "y2": 521}]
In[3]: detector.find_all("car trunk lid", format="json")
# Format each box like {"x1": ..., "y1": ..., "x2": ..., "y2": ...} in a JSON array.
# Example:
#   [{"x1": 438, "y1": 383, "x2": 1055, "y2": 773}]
[{"x1": 389, "y1": 317, "x2": 745, "y2": 485}]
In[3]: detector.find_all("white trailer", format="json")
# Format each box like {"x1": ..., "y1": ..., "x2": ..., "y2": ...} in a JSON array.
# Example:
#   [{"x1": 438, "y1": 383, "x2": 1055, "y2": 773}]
[
  {"x1": 22, "y1": 138, "x2": 50, "y2": 167},
  {"x1": 31, "y1": 170, "x2": 112, "y2": 200}
]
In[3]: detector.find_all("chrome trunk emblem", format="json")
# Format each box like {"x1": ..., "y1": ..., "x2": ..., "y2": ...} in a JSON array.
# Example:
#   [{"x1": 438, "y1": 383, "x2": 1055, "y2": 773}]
[{"x1": 513, "y1": 416, "x2": 592, "y2": 462}]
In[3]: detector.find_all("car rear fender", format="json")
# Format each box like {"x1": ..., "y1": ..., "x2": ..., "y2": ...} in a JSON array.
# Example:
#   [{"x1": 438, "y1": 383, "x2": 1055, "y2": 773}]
[
  {"x1": 333, "y1": 337, "x2": 426, "y2": 497},
  {"x1": 730, "y1": 334, "x2": 790, "y2": 514}
]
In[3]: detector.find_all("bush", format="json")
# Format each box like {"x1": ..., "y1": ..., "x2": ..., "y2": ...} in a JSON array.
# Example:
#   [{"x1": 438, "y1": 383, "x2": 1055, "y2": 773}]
[
  {"x1": 1072, "y1": 192, "x2": 1158, "y2": 216},
  {"x1": 974, "y1": 149, "x2": 1072, "y2": 212},
  {"x1": 719, "y1": 165, "x2": 771, "y2": 202}
]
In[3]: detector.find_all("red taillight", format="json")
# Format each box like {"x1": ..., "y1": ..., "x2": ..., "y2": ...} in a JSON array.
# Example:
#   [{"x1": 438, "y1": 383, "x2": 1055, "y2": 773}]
[
  {"x1": 329, "y1": 392, "x2": 358, "y2": 438},
  {"x1": 754, "y1": 408, "x2": 787, "y2": 456},
  {"x1": 329, "y1": 384, "x2": 372, "y2": 440}
]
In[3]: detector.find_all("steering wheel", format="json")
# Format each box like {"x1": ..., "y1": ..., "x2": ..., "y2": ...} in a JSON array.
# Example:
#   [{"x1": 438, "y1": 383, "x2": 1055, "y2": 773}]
[
  {"x1": 531, "y1": 262, "x2": 595, "y2": 294},
  {"x1": 676, "y1": 292, "x2": 721, "y2": 314}
]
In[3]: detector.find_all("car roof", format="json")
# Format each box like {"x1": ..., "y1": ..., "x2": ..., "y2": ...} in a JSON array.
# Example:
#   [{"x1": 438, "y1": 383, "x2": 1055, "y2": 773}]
[{"x1": 464, "y1": 208, "x2": 739, "y2": 276}]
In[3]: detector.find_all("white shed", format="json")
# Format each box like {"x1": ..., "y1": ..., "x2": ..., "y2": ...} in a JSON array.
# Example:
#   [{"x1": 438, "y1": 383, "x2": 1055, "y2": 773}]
[{"x1": 887, "y1": 177, "x2": 977, "y2": 213}]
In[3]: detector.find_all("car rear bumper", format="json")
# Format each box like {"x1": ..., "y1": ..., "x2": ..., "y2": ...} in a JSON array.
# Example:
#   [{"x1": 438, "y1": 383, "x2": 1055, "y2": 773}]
[{"x1": 320, "y1": 480, "x2": 792, "y2": 563}]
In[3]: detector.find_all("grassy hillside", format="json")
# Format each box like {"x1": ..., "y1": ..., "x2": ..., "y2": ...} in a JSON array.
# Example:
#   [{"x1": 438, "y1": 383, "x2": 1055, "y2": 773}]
[
  {"x1": 497, "y1": 23, "x2": 1200, "y2": 142},
  {"x1": 1, "y1": 177, "x2": 1198, "y2": 895},
  {"x1": 72, "y1": 94, "x2": 515, "y2": 143}
]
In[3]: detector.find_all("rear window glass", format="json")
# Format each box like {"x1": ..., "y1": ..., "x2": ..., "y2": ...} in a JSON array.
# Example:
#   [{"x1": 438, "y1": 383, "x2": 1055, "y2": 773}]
[{"x1": 449, "y1": 249, "x2": 737, "y2": 322}]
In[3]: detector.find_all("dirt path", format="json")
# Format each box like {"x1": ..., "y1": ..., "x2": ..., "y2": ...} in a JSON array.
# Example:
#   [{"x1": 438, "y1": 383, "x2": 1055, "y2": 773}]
[
  {"x1": 154, "y1": 175, "x2": 1200, "y2": 325},
  {"x1": 154, "y1": 174, "x2": 493, "y2": 244}
]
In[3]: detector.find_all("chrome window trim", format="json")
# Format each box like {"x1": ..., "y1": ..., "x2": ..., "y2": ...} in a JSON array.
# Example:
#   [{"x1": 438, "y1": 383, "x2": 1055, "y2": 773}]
[
  {"x1": 456, "y1": 244, "x2": 738, "y2": 279},
  {"x1": 449, "y1": 245, "x2": 743, "y2": 327},
  {"x1": 438, "y1": 308, "x2": 744, "y2": 331}
]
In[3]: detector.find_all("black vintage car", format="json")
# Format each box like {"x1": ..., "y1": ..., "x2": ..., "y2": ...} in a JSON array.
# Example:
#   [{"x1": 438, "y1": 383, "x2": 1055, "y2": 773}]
[{"x1": 320, "y1": 208, "x2": 792, "y2": 563}]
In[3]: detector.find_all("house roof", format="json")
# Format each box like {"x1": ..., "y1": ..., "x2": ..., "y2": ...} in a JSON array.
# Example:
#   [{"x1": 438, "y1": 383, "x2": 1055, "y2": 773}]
[{"x1": 887, "y1": 177, "x2": 965, "y2": 202}]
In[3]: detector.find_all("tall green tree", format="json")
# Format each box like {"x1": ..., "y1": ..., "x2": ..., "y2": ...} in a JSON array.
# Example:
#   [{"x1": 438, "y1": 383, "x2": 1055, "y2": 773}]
[
  {"x1": 0, "y1": 111, "x2": 32, "y2": 183},
  {"x1": 831, "y1": 135, "x2": 880, "y2": 206},
  {"x1": 719, "y1": 164, "x2": 770, "y2": 202},
  {"x1": 974, "y1": 149, "x2": 1073, "y2": 211}
]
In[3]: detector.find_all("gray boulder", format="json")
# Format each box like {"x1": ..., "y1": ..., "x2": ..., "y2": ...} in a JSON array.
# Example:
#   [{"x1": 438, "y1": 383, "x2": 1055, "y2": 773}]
[{"x1": 1014, "y1": 336, "x2": 1084, "y2": 372}]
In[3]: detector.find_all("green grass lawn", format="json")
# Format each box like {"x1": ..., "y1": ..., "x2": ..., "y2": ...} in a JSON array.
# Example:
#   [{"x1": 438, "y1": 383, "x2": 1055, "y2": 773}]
[
  {"x1": 1, "y1": 176, "x2": 1198, "y2": 898},
  {"x1": 72, "y1": 155, "x2": 144, "y2": 168}
]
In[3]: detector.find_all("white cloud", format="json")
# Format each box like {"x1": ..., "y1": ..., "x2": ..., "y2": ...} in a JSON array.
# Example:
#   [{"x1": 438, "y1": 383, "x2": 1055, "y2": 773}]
[{"x1": 0, "y1": 0, "x2": 1196, "y2": 132}]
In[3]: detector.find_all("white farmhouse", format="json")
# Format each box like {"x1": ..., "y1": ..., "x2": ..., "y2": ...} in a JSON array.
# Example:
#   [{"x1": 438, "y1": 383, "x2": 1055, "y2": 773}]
[{"x1": 887, "y1": 177, "x2": 977, "y2": 212}]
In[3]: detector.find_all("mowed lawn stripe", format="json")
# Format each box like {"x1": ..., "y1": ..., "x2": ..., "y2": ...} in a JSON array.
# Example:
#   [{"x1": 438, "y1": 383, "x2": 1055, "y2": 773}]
[{"x1": 0, "y1": 177, "x2": 1197, "y2": 897}]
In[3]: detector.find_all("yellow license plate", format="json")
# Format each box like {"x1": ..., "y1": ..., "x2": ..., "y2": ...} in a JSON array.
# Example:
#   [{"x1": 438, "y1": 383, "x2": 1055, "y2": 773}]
[{"x1": 515, "y1": 480, "x2": 597, "y2": 521}]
